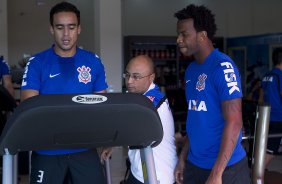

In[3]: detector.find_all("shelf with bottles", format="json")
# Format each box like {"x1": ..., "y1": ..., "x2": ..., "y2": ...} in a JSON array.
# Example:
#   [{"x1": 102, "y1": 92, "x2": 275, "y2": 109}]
[
  {"x1": 132, "y1": 48, "x2": 176, "y2": 60},
  {"x1": 124, "y1": 36, "x2": 178, "y2": 63},
  {"x1": 130, "y1": 45, "x2": 177, "y2": 61}
]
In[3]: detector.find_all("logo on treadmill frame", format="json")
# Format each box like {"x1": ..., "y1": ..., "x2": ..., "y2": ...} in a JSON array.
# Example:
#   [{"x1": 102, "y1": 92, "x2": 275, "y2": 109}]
[{"x1": 72, "y1": 94, "x2": 107, "y2": 104}]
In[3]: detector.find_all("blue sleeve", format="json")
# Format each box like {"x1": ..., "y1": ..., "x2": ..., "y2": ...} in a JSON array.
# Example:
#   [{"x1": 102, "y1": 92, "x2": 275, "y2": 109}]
[
  {"x1": 1, "y1": 60, "x2": 10, "y2": 76},
  {"x1": 21, "y1": 57, "x2": 41, "y2": 91},
  {"x1": 279, "y1": 73, "x2": 282, "y2": 94},
  {"x1": 213, "y1": 61, "x2": 243, "y2": 101},
  {"x1": 92, "y1": 58, "x2": 108, "y2": 92}
]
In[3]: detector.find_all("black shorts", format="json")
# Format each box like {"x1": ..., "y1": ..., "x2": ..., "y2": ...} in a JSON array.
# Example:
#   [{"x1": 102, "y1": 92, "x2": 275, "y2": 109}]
[
  {"x1": 183, "y1": 157, "x2": 250, "y2": 184},
  {"x1": 30, "y1": 149, "x2": 106, "y2": 184},
  {"x1": 267, "y1": 121, "x2": 282, "y2": 155}
]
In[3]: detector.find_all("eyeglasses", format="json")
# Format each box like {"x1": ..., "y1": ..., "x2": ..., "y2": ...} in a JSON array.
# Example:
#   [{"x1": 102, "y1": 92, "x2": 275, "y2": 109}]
[{"x1": 123, "y1": 73, "x2": 152, "y2": 81}]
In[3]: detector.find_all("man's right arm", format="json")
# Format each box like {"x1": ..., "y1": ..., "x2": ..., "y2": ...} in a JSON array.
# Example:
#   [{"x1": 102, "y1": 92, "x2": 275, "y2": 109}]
[
  {"x1": 20, "y1": 57, "x2": 40, "y2": 102},
  {"x1": 174, "y1": 136, "x2": 189, "y2": 184},
  {"x1": 2, "y1": 75, "x2": 15, "y2": 98},
  {"x1": 21, "y1": 89, "x2": 39, "y2": 102},
  {"x1": 258, "y1": 88, "x2": 264, "y2": 105}
]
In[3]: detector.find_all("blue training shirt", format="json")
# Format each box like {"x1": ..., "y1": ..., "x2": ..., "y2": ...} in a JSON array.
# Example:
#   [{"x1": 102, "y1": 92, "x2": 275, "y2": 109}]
[
  {"x1": 0, "y1": 57, "x2": 11, "y2": 78},
  {"x1": 261, "y1": 68, "x2": 282, "y2": 122},
  {"x1": 185, "y1": 49, "x2": 246, "y2": 169},
  {"x1": 21, "y1": 46, "x2": 108, "y2": 155}
]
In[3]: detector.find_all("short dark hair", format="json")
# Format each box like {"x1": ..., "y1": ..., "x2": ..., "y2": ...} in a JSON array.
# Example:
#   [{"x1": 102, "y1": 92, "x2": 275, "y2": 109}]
[
  {"x1": 174, "y1": 4, "x2": 217, "y2": 40},
  {"x1": 49, "y1": 1, "x2": 80, "y2": 26},
  {"x1": 272, "y1": 48, "x2": 282, "y2": 66}
]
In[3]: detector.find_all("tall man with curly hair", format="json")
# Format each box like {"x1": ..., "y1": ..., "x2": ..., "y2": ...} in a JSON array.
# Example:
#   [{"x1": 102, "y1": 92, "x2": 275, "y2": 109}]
[{"x1": 173, "y1": 4, "x2": 250, "y2": 184}]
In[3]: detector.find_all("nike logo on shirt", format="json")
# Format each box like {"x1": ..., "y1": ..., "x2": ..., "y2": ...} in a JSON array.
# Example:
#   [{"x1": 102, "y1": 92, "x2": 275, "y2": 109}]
[
  {"x1": 49, "y1": 73, "x2": 60, "y2": 78},
  {"x1": 186, "y1": 80, "x2": 191, "y2": 83}
]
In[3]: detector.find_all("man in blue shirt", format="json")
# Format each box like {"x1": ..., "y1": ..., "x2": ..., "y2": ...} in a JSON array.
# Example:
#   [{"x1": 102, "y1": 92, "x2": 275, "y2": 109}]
[
  {"x1": 0, "y1": 55, "x2": 15, "y2": 133},
  {"x1": 173, "y1": 4, "x2": 250, "y2": 184},
  {"x1": 21, "y1": 2, "x2": 111, "y2": 184},
  {"x1": 0, "y1": 55, "x2": 14, "y2": 97},
  {"x1": 259, "y1": 47, "x2": 282, "y2": 169}
]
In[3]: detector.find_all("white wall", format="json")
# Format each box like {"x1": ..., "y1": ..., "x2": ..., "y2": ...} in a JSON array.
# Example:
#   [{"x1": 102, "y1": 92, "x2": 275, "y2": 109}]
[
  {"x1": 8, "y1": 0, "x2": 57, "y2": 66},
  {"x1": 7, "y1": 0, "x2": 95, "y2": 67},
  {"x1": 6, "y1": 0, "x2": 282, "y2": 67},
  {"x1": 122, "y1": 0, "x2": 282, "y2": 37},
  {"x1": 68, "y1": 0, "x2": 95, "y2": 52},
  {"x1": 122, "y1": 0, "x2": 188, "y2": 36},
  {"x1": 0, "y1": 0, "x2": 8, "y2": 60},
  {"x1": 94, "y1": 0, "x2": 122, "y2": 92},
  {"x1": 2, "y1": 0, "x2": 282, "y2": 91}
]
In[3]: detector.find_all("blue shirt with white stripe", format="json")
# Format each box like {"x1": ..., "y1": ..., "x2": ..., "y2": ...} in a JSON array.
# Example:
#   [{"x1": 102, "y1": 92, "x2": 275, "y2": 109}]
[{"x1": 21, "y1": 46, "x2": 108, "y2": 155}]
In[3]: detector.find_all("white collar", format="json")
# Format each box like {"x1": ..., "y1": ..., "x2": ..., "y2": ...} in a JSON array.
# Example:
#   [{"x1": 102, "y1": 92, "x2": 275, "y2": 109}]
[{"x1": 143, "y1": 83, "x2": 155, "y2": 95}]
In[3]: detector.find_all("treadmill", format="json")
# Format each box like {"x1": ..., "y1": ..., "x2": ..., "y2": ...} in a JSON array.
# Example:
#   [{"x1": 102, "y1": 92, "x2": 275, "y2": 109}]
[{"x1": 0, "y1": 93, "x2": 163, "y2": 184}]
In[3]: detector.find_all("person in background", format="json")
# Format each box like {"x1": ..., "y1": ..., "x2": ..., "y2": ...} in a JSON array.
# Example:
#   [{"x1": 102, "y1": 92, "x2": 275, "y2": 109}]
[
  {"x1": 174, "y1": 4, "x2": 250, "y2": 184},
  {"x1": 0, "y1": 55, "x2": 15, "y2": 133},
  {"x1": 244, "y1": 78, "x2": 261, "y2": 167},
  {"x1": 246, "y1": 78, "x2": 261, "y2": 102},
  {"x1": 124, "y1": 55, "x2": 178, "y2": 184},
  {"x1": 21, "y1": 2, "x2": 111, "y2": 184},
  {"x1": 0, "y1": 55, "x2": 15, "y2": 97},
  {"x1": 259, "y1": 47, "x2": 282, "y2": 169}
]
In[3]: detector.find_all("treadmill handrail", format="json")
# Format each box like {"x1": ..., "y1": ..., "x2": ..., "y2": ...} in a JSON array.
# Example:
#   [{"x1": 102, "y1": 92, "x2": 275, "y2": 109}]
[{"x1": 0, "y1": 93, "x2": 163, "y2": 155}]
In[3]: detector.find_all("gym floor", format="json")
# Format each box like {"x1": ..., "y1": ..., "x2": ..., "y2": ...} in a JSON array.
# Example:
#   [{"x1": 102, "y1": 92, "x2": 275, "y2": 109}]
[{"x1": 264, "y1": 154, "x2": 282, "y2": 184}]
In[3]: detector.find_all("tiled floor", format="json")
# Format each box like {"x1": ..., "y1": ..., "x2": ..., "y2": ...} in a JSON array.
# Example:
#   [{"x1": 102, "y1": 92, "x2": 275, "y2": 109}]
[
  {"x1": 264, "y1": 155, "x2": 282, "y2": 184},
  {"x1": 16, "y1": 146, "x2": 282, "y2": 184},
  {"x1": 243, "y1": 140, "x2": 282, "y2": 183}
]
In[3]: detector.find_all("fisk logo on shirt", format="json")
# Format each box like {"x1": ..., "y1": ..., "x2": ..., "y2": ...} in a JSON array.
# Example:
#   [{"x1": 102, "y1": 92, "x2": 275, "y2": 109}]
[
  {"x1": 188, "y1": 100, "x2": 207, "y2": 111},
  {"x1": 196, "y1": 73, "x2": 207, "y2": 91},
  {"x1": 220, "y1": 62, "x2": 240, "y2": 95},
  {"x1": 77, "y1": 65, "x2": 91, "y2": 84}
]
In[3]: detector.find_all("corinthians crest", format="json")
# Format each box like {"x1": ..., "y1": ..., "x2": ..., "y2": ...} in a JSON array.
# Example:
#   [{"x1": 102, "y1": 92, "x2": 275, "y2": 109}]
[
  {"x1": 77, "y1": 65, "x2": 91, "y2": 84},
  {"x1": 196, "y1": 73, "x2": 207, "y2": 91}
]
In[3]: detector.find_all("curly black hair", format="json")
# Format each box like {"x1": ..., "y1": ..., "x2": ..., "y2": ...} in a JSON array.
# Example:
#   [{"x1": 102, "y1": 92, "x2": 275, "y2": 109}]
[
  {"x1": 174, "y1": 4, "x2": 217, "y2": 40},
  {"x1": 49, "y1": 1, "x2": 80, "y2": 26},
  {"x1": 272, "y1": 47, "x2": 282, "y2": 66}
]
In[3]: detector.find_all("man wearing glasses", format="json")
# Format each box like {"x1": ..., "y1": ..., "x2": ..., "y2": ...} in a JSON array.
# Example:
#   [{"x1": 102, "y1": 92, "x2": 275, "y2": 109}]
[{"x1": 123, "y1": 55, "x2": 177, "y2": 184}]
